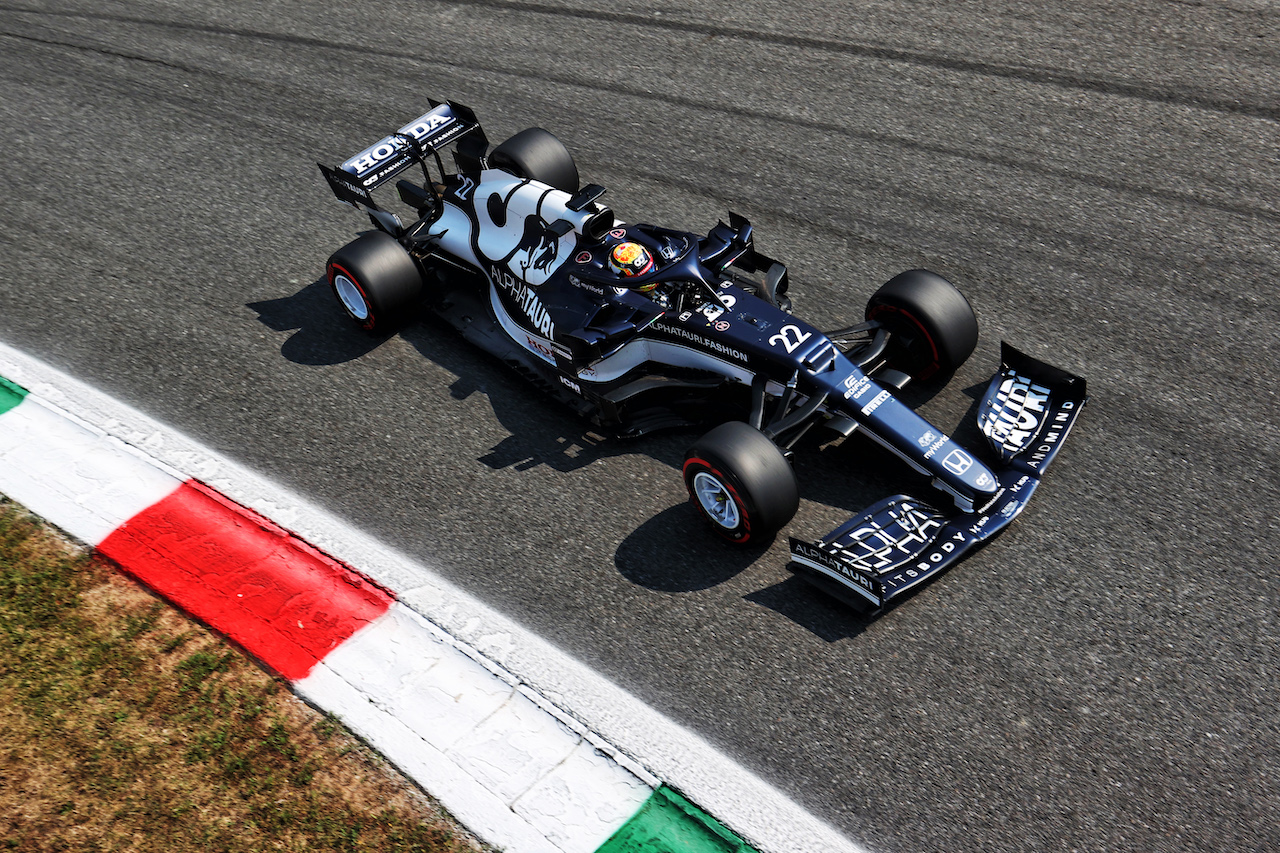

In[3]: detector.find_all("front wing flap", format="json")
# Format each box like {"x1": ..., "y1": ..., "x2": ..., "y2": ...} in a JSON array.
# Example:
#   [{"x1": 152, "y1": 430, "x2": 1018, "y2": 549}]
[{"x1": 788, "y1": 342, "x2": 1087, "y2": 612}]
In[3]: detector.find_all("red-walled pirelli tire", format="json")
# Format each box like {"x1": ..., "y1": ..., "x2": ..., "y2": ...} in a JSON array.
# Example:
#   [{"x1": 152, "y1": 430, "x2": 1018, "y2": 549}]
[
  {"x1": 866, "y1": 269, "x2": 979, "y2": 381},
  {"x1": 326, "y1": 231, "x2": 424, "y2": 334},
  {"x1": 683, "y1": 422, "x2": 799, "y2": 545}
]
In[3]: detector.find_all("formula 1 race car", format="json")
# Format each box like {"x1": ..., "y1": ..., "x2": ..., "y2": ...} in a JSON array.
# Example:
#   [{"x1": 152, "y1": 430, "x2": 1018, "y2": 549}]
[{"x1": 317, "y1": 101, "x2": 1088, "y2": 612}]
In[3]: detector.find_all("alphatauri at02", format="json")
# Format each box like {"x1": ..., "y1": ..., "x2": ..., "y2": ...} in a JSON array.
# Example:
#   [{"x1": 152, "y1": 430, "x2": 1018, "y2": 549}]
[{"x1": 317, "y1": 101, "x2": 1088, "y2": 612}]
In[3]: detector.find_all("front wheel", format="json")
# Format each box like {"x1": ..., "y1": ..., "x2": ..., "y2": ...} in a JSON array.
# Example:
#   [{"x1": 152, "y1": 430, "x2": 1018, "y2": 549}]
[
  {"x1": 326, "y1": 231, "x2": 424, "y2": 333},
  {"x1": 683, "y1": 422, "x2": 799, "y2": 544},
  {"x1": 866, "y1": 269, "x2": 978, "y2": 380}
]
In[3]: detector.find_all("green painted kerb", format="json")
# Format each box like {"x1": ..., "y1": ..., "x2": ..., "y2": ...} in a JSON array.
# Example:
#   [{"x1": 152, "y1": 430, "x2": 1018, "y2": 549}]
[
  {"x1": 0, "y1": 377, "x2": 28, "y2": 417},
  {"x1": 597, "y1": 786, "x2": 758, "y2": 853}
]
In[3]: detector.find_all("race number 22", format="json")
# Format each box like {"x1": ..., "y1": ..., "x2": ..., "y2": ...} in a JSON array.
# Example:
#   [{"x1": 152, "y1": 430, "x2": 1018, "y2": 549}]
[{"x1": 769, "y1": 324, "x2": 811, "y2": 353}]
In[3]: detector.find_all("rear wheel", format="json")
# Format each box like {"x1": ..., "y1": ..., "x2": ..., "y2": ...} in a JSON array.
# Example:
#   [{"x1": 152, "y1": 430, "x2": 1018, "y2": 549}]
[
  {"x1": 326, "y1": 232, "x2": 423, "y2": 333},
  {"x1": 866, "y1": 269, "x2": 978, "y2": 380},
  {"x1": 683, "y1": 422, "x2": 799, "y2": 544},
  {"x1": 490, "y1": 127, "x2": 580, "y2": 193}
]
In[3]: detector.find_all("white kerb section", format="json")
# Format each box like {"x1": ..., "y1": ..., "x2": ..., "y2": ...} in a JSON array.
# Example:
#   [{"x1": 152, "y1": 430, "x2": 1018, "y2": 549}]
[
  {"x1": 0, "y1": 395, "x2": 182, "y2": 545},
  {"x1": 294, "y1": 602, "x2": 653, "y2": 853}
]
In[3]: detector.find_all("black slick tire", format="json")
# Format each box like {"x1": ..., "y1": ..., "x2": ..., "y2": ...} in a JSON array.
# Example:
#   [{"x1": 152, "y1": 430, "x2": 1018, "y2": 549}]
[
  {"x1": 683, "y1": 422, "x2": 799, "y2": 544},
  {"x1": 326, "y1": 231, "x2": 423, "y2": 334},
  {"x1": 866, "y1": 269, "x2": 979, "y2": 380},
  {"x1": 490, "y1": 128, "x2": 580, "y2": 194}
]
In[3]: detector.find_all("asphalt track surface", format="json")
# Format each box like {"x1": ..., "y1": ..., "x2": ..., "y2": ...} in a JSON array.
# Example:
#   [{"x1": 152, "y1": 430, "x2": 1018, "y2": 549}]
[{"x1": 1, "y1": 2, "x2": 1276, "y2": 851}]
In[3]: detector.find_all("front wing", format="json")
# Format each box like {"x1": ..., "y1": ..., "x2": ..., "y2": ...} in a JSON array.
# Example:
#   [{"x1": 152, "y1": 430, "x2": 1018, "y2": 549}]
[{"x1": 787, "y1": 342, "x2": 1088, "y2": 612}]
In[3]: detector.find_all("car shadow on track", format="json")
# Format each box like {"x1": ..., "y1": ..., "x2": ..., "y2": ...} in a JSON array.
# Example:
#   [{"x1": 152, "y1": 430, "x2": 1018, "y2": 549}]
[
  {"x1": 615, "y1": 506, "x2": 874, "y2": 642},
  {"x1": 745, "y1": 578, "x2": 875, "y2": 642},
  {"x1": 614, "y1": 504, "x2": 758, "y2": 592},
  {"x1": 614, "y1": 432, "x2": 907, "y2": 641},
  {"x1": 249, "y1": 277, "x2": 639, "y2": 472},
  {"x1": 404, "y1": 331, "x2": 693, "y2": 476},
  {"x1": 247, "y1": 278, "x2": 391, "y2": 366}
]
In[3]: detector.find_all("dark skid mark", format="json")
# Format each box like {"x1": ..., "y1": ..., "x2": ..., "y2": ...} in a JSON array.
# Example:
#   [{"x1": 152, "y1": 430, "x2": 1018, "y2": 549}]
[
  {"x1": 455, "y1": 0, "x2": 1280, "y2": 124},
  {"x1": 3, "y1": 1, "x2": 1276, "y2": 122},
  {"x1": 4, "y1": 3, "x2": 1274, "y2": 224}
]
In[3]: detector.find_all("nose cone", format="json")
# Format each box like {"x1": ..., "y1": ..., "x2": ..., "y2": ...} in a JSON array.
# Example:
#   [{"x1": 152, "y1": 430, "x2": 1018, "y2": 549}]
[
  {"x1": 936, "y1": 445, "x2": 999, "y2": 497},
  {"x1": 915, "y1": 430, "x2": 998, "y2": 504}
]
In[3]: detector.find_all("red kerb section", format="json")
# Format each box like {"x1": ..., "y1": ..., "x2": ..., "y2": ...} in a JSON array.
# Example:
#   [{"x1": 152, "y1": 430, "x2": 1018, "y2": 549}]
[{"x1": 98, "y1": 480, "x2": 393, "y2": 680}]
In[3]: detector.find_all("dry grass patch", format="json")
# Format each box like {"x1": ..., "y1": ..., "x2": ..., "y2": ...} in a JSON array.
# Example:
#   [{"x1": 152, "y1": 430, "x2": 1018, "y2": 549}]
[{"x1": 0, "y1": 500, "x2": 490, "y2": 853}]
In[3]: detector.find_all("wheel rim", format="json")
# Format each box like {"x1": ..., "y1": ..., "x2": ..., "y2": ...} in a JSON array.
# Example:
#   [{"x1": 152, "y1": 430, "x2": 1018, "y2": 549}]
[
  {"x1": 692, "y1": 471, "x2": 740, "y2": 529},
  {"x1": 333, "y1": 273, "x2": 370, "y2": 321}
]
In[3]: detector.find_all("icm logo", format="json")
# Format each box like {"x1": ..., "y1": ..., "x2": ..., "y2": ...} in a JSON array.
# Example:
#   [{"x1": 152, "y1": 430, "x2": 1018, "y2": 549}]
[{"x1": 942, "y1": 449, "x2": 973, "y2": 475}]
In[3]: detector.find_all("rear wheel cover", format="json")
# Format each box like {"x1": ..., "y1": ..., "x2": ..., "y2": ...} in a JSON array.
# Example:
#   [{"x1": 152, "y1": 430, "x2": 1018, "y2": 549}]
[{"x1": 331, "y1": 269, "x2": 372, "y2": 323}]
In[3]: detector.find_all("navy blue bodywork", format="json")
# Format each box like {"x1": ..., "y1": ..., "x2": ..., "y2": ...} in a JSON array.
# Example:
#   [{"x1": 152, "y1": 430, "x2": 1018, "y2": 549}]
[{"x1": 319, "y1": 101, "x2": 1088, "y2": 613}]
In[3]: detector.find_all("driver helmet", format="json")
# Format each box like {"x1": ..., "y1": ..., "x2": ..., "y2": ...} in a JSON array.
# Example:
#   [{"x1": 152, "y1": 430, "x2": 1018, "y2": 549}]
[{"x1": 608, "y1": 241, "x2": 655, "y2": 289}]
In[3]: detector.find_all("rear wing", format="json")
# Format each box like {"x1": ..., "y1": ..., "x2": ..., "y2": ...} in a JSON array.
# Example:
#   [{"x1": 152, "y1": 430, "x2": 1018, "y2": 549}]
[{"x1": 317, "y1": 101, "x2": 485, "y2": 210}]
